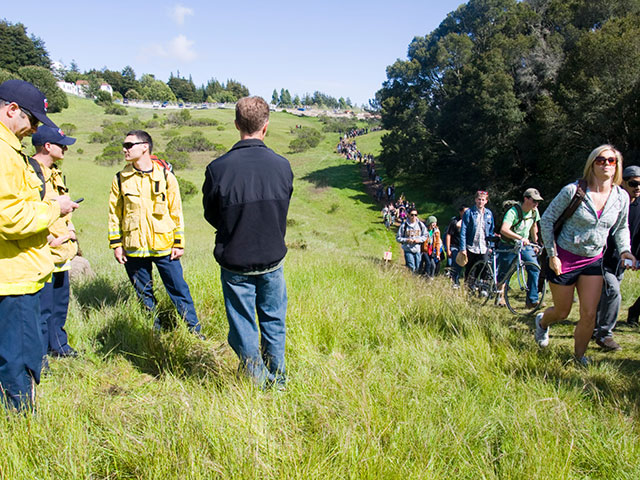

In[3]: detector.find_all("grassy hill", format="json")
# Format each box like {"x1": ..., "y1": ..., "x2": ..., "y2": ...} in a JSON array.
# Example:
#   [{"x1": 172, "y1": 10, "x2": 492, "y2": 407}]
[{"x1": 2, "y1": 96, "x2": 640, "y2": 479}]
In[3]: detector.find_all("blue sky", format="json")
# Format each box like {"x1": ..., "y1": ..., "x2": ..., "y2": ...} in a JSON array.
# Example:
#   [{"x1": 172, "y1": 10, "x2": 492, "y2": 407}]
[{"x1": 4, "y1": 0, "x2": 464, "y2": 106}]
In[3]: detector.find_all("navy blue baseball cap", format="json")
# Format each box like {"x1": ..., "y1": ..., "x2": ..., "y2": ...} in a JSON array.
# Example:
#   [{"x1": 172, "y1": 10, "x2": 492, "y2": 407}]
[
  {"x1": 0, "y1": 79, "x2": 56, "y2": 128},
  {"x1": 32, "y1": 125, "x2": 76, "y2": 146}
]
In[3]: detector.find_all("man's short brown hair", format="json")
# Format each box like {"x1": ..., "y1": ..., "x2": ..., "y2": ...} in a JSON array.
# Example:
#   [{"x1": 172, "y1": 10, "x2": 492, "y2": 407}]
[{"x1": 235, "y1": 96, "x2": 269, "y2": 134}]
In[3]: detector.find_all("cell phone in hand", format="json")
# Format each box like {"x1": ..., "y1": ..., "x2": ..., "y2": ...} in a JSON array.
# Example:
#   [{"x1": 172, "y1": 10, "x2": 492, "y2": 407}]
[{"x1": 73, "y1": 198, "x2": 84, "y2": 203}]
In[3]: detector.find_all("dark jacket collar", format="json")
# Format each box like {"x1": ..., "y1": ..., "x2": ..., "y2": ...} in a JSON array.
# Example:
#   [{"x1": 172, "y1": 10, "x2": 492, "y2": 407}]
[{"x1": 231, "y1": 138, "x2": 267, "y2": 151}]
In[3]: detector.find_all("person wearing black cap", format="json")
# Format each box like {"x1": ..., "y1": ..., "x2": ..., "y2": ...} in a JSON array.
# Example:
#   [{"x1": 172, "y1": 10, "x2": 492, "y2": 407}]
[
  {"x1": 0, "y1": 79, "x2": 78, "y2": 411},
  {"x1": 595, "y1": 165, "x2": 640, "y2": 343},
  {"x1": 32, "y1": 125, "x2": 79, "y2": 359},
  {"x1": 623, "y1": 166, "x2": 640, "y2": 325}
]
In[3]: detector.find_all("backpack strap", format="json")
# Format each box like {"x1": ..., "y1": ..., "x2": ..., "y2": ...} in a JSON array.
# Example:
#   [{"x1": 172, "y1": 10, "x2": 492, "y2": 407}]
[
  {"x1": 553, "y1": 179, "x2": 587, "y2": 238},
  {"x1": 26, "y1": 156, "x2": 46, "y2": 200},
  {"x1": 511, "y1": 203, "x2": 524, "y2": 231}
]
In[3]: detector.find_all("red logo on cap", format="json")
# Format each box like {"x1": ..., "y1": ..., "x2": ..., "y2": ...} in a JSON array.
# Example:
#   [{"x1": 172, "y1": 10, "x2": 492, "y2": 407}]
[
  {"x1": 44, "y1": 98, "x2": 48, "y2": 112},
  {"x1": 58, "y1": 128, "x2": 65, "y2": 136}
]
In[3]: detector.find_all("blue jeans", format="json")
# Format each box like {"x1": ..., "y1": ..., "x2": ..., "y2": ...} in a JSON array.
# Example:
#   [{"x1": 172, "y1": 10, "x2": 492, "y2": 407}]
[
  {"x1": 0, "y1": 292, "x2": 42, "y2": 412},
  {"x1": 40, "y1": 271, "x2": 72, "y2": 355},
  {"x1": 124, "y1": 255, "x2": 201, "y2": 332},
  {"x1": 220, "y1": 266, "x2": 287, "y2": 387},
  {"x1": 449, "y1": 247, "x2": 462, "y2": 285},
  {"x1": 497, "y1": 245, "x2": 539, "y2": 304},
  {"x1": 403, "y1": 251, "x2": 421, "y2": 273},
  {"x1": 421, "y1": 254, "x2": 437, "y2": 277}
]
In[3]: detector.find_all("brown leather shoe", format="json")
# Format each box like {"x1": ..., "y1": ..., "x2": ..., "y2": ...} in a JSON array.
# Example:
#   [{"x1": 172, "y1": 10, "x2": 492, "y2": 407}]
[{"x1": 595, "y1": 337, "x2": 622, "y2": 351}]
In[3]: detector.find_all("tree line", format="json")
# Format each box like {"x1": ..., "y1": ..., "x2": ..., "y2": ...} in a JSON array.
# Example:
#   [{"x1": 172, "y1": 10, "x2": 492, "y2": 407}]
[
  {"x1": 376, "y1": 0, "x2": 640, "y2": 205},
  {"x1": 271, "y1": 88, "x2": 353, "y2": 109},
  {"x1": 0, "y1": 19, "x2": 248, "y2": 106}
]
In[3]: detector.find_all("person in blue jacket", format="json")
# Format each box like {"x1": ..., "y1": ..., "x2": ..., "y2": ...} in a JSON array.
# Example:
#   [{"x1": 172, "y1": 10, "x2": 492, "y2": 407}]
[{"x1": 459, "y1": 190, "x2": 495, "y2": 281}]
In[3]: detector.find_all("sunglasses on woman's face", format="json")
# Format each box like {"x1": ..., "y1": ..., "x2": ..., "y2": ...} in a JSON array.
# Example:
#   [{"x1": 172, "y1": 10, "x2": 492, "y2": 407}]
[
  {"x1": 627, "y1": 180, "x2": 640, "y2": 188},
  {"x1": 594, "y1": 156, "x2": 617, "y2": 166}
]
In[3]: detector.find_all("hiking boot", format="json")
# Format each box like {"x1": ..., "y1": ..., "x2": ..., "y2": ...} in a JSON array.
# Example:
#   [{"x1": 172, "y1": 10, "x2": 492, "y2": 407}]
[
  {"x1": 50, "y1": 348, "x2": 78, "y2": 358},
  {"x1": 534, "y1": 312, "x2": 549, "y2": 347},
  {"x1": 595, "y1": 337, "x2": 622, "y2": 351}
]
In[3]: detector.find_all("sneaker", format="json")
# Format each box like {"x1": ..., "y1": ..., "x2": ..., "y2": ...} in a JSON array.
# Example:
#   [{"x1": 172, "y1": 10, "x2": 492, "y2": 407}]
[
  {"x1": 574, "y1": 356, "x2": 591, "y2": 367},
  {"x1": 595, "y1": 337, "x2": 621, "y2": 351},
  {"x1": 534, "y1": 312, "x2": 549, "y2": 347}
]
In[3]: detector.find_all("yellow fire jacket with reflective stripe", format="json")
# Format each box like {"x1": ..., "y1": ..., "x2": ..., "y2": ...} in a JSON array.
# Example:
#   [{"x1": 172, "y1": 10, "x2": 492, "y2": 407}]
[
  {"x1": 0, "y1": 121, "x2": 60, "y2": 294},
  {"x1": 108, "y1": 162, "x2": 185, "y2": 257},
  {"x1": 36, "y1": 160, "x2": 78, "y2": 271}
]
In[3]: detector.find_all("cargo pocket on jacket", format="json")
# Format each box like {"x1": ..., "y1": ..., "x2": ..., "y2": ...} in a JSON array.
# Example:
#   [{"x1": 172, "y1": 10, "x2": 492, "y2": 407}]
[
  {"x1": 122, "y1": 193, "x2": 141, "y2": 231},
  {"x1": 152, "y1": 215, "x2": 176, "y2": 233}
]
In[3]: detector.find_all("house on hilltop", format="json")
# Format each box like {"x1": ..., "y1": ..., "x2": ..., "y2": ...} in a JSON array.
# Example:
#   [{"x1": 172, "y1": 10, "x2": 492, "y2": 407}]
[{"x1": 55, "y1": 80, "x2": 113, "y2": 98}]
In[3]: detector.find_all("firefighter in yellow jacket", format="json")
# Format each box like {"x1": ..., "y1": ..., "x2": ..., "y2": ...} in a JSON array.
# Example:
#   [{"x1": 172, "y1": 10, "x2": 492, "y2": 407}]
[
  {"x1": 32, "y1": 125, "x2": 79, "y2": 359},
  {"x1": 0, "y1": 80, "x2": 78, "y2": 411},
  {"x1": 108, "y1": 130, "x2": 201, "y2": 334}
]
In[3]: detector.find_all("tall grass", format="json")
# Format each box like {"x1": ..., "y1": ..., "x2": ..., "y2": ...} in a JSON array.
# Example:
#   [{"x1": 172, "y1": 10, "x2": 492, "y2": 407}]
[{"x1": 2, "y1": 96, "x2": 640, "y2": 479}]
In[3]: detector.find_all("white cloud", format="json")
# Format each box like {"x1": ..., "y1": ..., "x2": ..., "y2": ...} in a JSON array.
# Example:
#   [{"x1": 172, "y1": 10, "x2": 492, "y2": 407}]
[
  {"x1": 167, "y1": 35, "x2": 197, "y2": 62},
  {"x1": 171, "y1": 4, "x2": 194, "y2": 26},
  {"x1": 142, "y1": 35, "x2": 197, "y2": 63}
]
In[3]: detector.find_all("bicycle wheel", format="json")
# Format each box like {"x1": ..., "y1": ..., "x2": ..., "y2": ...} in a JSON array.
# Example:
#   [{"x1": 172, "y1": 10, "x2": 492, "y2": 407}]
[
  {"x1": 466, "y1": 261, "x2": 495, "y2": 306},
  {"x1": 504, "y1": 261, "x2": 545, "y2": 315}
]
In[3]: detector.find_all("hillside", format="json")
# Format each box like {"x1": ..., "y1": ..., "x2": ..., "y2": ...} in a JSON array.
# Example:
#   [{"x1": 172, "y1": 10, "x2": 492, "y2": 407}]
[{"x1": 2, "y1": 96, "x2": 640, "y2": 479}]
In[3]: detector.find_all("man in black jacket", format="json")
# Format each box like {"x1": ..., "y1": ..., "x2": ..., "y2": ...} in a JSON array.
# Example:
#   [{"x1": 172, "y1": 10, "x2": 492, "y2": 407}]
[{"x1": 202, "y1": 96, "x2": 293, "y2": 388}]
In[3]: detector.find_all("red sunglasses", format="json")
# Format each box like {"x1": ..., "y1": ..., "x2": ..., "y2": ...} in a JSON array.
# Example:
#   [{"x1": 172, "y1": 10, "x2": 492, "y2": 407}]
[{"x1": 594, "y1": 156, "x2": 617, "y2": 166}]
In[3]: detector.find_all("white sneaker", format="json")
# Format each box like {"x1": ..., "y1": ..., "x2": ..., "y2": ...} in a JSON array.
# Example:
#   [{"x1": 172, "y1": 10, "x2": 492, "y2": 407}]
[{"x1": 535, "y1": 312, "x2": 549, "y2": 347}]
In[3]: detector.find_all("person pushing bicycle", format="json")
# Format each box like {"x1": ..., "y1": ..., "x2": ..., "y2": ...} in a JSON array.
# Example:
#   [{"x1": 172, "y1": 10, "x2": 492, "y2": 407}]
[{"x1": 497, "y1": 188, "x2": 543, "y2": 309}]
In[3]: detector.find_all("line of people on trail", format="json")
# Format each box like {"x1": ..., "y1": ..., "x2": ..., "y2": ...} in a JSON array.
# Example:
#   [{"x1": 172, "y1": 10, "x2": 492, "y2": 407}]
[
  {"x1": 389, "y1": 146, "x2": 640, "y2": 366},
  {"x1": 1, "y1": 79, "x2": 292, "y2": 412},
  {"x1": 342, "y1": 127, "x2": 370, "y2": 139}
]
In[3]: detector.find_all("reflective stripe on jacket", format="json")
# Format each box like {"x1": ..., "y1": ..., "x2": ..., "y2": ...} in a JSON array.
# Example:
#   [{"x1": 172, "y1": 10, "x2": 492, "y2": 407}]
[
  {"x1": 0, "y1": 122, "x2": 60, "y2": 294},
  {"x1": 108, "y1": 162, "x2": 184, "y2": 256}
]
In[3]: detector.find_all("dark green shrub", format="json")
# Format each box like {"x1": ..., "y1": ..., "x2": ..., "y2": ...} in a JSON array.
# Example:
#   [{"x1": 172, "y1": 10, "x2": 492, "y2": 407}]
[
  {"x1": 166, "y1": 109, "x2": 218, "y2": 126},
  {"x1": 289, "y1": 127, "x2": 324, "y2": 153},
  {"x1": 89, "y1": 119, "x2": 144, "y2": 143},
  {"x1": 104, "y1": 103, "x2": 128, "y2": 115},
  {"x1": 95, "y1": 90, "x2": 113, "y2": 106},
  {"x1": 58, "y1": 123, "x2": 77, "y2": 135},
  {"x1": 167, "y1": 131, "x2": 214, "y2": 152},
  {"x1": 94, "y1": 142, "x2": 123, "y2": 166},
  {"x1": 177, "y1": 176, "x2": 197, "y2": 199},
  {"x1": 155, "y1": 149, "x2": 191, "y2": 170}
]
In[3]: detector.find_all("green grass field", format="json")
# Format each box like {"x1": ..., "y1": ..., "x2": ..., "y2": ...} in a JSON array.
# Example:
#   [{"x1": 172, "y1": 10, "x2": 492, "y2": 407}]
[{"x1": 2, "y1": 95, "x2": 640, "y2": 479}]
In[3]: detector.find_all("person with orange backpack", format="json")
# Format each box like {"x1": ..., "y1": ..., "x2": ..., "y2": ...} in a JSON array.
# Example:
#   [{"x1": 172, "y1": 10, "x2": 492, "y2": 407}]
[{"x1": 108, "y1": 130, "x2": 202, "y2": 335}]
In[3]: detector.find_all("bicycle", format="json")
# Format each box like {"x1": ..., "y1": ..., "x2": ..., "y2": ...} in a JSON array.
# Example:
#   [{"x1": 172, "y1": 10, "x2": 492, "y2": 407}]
[{"x1": 465, "y1": 236, "x2": 547, "y2": 315}]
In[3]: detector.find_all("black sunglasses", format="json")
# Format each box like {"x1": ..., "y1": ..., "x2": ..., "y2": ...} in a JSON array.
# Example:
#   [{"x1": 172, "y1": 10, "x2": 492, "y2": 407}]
[
  {"x1": 628, "y1": 180, "x2": 640, "y2": 188},
  {"x1": 53, "y1": 143, "x2": 68, "y2": 152},
  {"x1": 20, "y1": 107, "x2": 39, "y2": 128},
  {"x1": 122, "y1": 141, "x2": 147, "y2": 150}
]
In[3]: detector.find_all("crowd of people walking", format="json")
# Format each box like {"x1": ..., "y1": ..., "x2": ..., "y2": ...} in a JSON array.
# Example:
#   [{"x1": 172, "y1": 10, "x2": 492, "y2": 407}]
[{"x1": 341, "y1": 128, "x2": 640, "y2": 366}]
